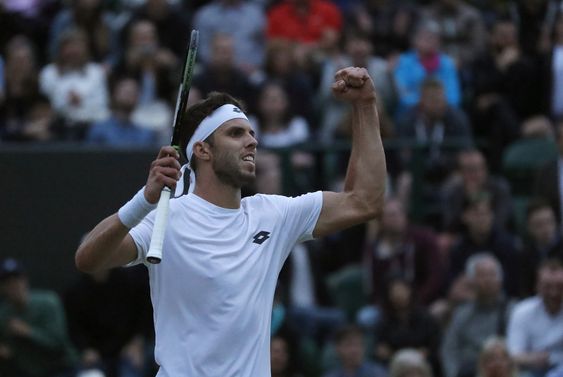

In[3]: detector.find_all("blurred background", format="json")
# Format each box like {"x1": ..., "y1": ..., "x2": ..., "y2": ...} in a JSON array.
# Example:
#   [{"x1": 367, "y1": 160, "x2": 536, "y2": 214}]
[{"x1": 1, "y1": 0, "x2": 563, "y2": 377}]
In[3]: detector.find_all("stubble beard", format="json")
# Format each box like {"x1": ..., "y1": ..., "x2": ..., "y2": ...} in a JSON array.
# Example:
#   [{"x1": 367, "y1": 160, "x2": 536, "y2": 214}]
[{"x1": 212, "y1": 149, "x2": 256, "y2": 188}]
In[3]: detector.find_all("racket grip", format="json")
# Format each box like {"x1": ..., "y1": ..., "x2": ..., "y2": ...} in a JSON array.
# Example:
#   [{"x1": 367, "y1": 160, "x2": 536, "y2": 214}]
[{"x1": 146, "y1": 187, "x2": 172, "y2": 264}]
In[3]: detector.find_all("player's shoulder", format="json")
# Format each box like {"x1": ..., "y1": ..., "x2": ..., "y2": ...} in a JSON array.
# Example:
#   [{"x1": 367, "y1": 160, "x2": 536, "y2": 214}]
[
  {"x1": 243, "y1": 192, "x2": 320, "y2": 206},
  {"x1": 242, "y1": 193, "x2": 288, "y2": 210}
]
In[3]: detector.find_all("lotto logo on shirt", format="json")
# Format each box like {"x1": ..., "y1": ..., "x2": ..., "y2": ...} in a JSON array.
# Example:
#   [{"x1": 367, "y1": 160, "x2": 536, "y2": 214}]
[{"x1": 252, "y1": 231, "x2": 271, "y2": 245}]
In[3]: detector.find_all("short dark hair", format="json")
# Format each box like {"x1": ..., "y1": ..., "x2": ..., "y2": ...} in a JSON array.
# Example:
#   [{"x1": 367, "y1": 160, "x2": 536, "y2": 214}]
[
  {"x1": 526, "y1": 198, "x2": 554, "y2": 220},
  {"x1": 333, "y1": 324, "x2": 364, "y2": 344},
  {"x1": 179, "y1": 92, "x2": 245, "y2": 170}
]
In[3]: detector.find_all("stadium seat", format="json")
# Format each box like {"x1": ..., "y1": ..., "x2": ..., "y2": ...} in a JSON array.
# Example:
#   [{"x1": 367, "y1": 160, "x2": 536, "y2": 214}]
[
  {"x1": 326, "y1": 265, "x2": 368, "y2": 322},
  {"x1": 502, "y1": 137, "x2": 558, "y2": 196}
]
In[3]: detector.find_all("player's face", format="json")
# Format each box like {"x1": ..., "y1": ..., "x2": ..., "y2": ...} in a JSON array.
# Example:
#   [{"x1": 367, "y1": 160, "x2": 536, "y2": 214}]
[{"x1": 211, "y1": 119, "x2": 258, "y2": 188}]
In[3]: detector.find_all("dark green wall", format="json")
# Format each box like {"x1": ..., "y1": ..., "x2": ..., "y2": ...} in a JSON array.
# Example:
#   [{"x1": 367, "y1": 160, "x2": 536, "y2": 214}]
[{"x1": 0, "y1": 144, "x2": 159, "y2": 293}]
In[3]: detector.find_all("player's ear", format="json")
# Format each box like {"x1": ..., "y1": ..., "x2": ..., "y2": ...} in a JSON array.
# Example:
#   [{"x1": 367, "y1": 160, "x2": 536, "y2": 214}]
[{"x1": 193, "y1": 141, "x2": 211, "y2": 161}]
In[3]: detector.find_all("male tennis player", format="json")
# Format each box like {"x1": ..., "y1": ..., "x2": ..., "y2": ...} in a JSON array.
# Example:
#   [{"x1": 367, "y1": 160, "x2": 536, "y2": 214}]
[{"x1": 75, "y1": 66, "x2": 386, "y2": 377}]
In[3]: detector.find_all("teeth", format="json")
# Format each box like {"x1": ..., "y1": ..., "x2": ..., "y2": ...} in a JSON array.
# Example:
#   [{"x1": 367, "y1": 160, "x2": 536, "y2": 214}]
[{"x1": 243, "y1": 156, "x2": 254, "y2": 162}]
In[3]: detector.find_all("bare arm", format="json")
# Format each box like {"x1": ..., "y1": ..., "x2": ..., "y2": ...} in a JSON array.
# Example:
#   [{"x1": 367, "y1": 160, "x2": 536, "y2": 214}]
[
  {"x1": 75, "y1": 146, "x2": 181, "y2": 273},
  {"x1": 313, "y1": 67, "x2": 386, "y2": 238}
]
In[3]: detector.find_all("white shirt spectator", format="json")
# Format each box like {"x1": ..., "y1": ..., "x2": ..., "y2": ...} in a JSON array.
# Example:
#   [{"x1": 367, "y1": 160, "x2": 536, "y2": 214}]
[
  {"x1": 249, "y1": 115, "x2": 309, "y2": 148},
  {"x1": 39, "y1": 62, "x2": 109, "y2": 124},
  {"x1": 507, "y1": 296, "x2": 563, "y2": 367}
]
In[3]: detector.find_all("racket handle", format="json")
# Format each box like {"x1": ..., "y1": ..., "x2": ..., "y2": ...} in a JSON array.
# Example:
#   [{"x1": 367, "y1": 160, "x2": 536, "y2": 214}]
[{"x1": 146, "y1": 187, "x2": 172, "y2": 264}]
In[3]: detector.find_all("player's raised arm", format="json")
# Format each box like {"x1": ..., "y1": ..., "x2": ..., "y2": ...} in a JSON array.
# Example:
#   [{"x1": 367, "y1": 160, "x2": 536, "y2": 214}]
[
  {"x1": 313, "y1": 67, "x2": 386, "y2": 238},
  {"x1": 75, "y1": 146, "x2": 182, "y2": 273}
]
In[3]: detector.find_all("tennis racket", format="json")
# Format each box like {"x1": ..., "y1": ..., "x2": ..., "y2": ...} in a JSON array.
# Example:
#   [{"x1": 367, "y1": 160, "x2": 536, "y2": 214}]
[{"x1": 146, "y1": 29, "x2": 199, "y2": 264}]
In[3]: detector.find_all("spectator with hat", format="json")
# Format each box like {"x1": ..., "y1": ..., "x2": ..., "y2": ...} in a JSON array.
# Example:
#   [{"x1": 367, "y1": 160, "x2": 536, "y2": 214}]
[{"x1": 0, "y1": 258, "x2": 78, "y2": 377}]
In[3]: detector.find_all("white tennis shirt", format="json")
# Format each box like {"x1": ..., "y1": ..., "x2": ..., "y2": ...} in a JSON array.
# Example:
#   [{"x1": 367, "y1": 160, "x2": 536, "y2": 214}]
[{"x1": 128, "y1": 191, "x2": 323, "y2": 377}]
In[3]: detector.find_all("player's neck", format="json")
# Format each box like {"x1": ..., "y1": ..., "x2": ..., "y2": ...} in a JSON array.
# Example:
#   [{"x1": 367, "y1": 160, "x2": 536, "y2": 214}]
[{"x1": 192, "y1": 176, "x2": 242, "y2": 209}]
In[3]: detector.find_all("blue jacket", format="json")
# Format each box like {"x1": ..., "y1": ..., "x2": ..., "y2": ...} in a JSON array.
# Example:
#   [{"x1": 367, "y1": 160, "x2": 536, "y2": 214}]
[{"x1": 394, "y1": 50, "x2": 461, "y2": 117}]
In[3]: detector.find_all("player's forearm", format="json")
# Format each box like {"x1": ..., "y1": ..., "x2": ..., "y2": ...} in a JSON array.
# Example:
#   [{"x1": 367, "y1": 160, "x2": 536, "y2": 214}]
[
  {"x1": 343, "y1": 99, "x2": 386, "y2": 218},
  {"x1": 75, "y1": 214, "x2": 133, "y2": 273}
]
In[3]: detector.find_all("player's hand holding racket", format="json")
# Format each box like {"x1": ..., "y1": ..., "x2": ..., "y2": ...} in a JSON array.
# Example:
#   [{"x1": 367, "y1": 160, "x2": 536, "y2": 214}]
[
  {"x1": 145, "y1": 29, "x2": 199, "y2": 264},
  {"x1": 144, "y1": 146, "x2": 182, "y2": 204}
]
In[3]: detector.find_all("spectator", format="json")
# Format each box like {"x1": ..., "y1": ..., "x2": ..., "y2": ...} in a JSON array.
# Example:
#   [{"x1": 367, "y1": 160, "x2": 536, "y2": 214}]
[
  {"x1": 447, "y1": 192, "x2": 521, "y2": 297},
  {"x1": 86, "y1": 77, "x2": 157, "y2": 146},
  {"x1": 193, "y1": 0, "x2": 266, "y2": 74},
  {"x1": 441, "y1": 253, "x2": 514, "y2": 377},
  {"x1": 507, "y1": 259, "x2": 563, "y2": 377},
  {"x1": 520, "y1": 200, "x2": 563, "y2": 298},
  {"x1": 363, "y1": 198, "x2": 446, "y2": 307},
  {"x1": 127, "y1": 0, "x2": 190, "y2": 60},
  {"x1": 113, "y1": 19, "x2": 177, "y2": 142},
  {"x1": 441, "y1": 149, "x2": 513, "y2": 232},
  {"x1": 477, "y1": 337, "x2": 519, "y2": 377},
  {"x1": 346, "y1": 0, "x2": 419, "y2": 58},
  {"x1": 39, "y1": 28, "x2": 110, "y2": 140},
  {"x1": 0, "y1": 35, "x2": 54, "y2": 141},
  {"x1": 250, "y1": 80, "x2": 310, "y2": 148},
  {"x1": 64, "y1": 266, "x2": 153, "y2": 377},
  {"x1": 395, "y1": 78, "x2": 472, "y2": 226},
  {"x1": 323, "y1": 325, "x2": 387, "y2": 377},
  {"x1": 192, "y1": 33, "x2": 256, "y2": 113},
  {"x1": 389, "y1": 349, "x2": 433, "y2": 377},
  {"x1": 469, "y1": 18, "x2": 542, "y2": 131},
  {"x1": 258, "y1": 40, "x2": 316, "y2": 126},
  {"x1": 373, "y1": 276, "x2": 441, "y2": 373},
  {"x1": 394, "y1": 19, "x2": 461, "y2": 118},
  {"x1": 267, "y1": 0, "x2": 343, "y2": 46},
  {"x1": 535, "y1": 119, "x2": 563, "y2": 223},
  {"x1": 17, "y1": 94, "x2": 57, "y2": 142},
  {"x1": 0, "y1": 0, "x2": 57, "y2": 62},
  {"x1": 421, "y1": 0, "x2": 487, "y2": 71},
  {"x1": 429, "y1": 273, "x2": 475, "y2": 330},
  {"x1": 49, "y1": 0, "x2": 120, "y2": 68},
  {"x1": 396, "y1": 78, "x2": 472, "y2": 176},
  {"x1": 0, "y1": 258, "x2": 78, "y2": 377},
  {"x1": 249, "y1": 81, "x2": 315, "y2": 191},
  {"x1": 511, "y1": 0, "x2": 561, "y2": 57},
  {"x1": 270, "y1": 334, "x2": 304, "y2": 377}
]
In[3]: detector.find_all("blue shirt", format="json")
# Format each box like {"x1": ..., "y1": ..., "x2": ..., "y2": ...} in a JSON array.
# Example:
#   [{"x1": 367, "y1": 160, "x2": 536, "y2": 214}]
[
  {"x1": 87, "y1": 116, "x2": 156, "y2": 146},
  {"x1": 394, "y1": 50, "x2": 461, "y2": 117}
]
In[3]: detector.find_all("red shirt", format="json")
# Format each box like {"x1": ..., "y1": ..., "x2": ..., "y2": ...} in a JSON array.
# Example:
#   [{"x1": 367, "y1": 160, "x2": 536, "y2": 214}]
[{"x1": 267, "y1": 0, "x2": 342, "y2": 44}]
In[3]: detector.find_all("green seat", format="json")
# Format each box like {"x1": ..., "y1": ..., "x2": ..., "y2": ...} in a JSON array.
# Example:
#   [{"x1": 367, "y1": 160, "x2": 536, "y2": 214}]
[
  {"x1": 298, "y1": 337, "x2": 324, "y2": 377},
  {"x1": 512, "y1": 195, "x2": 531, "y2": 236},
  {"x1": 502, "y1": 137, "x2": 558, "y2": 196},
  {"x1": 326, "y1": 265, "x2": 368, "y2": 322}
]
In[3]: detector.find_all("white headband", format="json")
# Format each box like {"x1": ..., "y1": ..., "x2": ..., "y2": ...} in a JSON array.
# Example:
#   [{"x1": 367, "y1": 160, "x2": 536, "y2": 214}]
[
  {"x1": 175, "y1": 104, "x2": 249, "y2": 196},
  {"x1": 185, "y1": 103, "x2": 249, "y2": 161}
]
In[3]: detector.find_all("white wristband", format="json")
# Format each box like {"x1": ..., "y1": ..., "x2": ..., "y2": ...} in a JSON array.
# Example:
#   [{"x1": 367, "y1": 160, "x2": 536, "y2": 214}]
[{"x1": 118, "y1": 187, "x2": 157, "y2": 229}]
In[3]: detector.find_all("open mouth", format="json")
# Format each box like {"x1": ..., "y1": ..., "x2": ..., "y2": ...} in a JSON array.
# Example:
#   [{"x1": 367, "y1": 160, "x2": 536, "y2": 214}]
[{"x1": 242, "y1": 155, "x2": 255, "y2": 164}]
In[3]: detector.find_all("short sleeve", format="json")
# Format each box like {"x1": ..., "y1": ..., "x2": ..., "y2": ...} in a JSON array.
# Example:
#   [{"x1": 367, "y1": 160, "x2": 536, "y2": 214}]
[
  {"x1": 281, "y1": 191, "x2": 323, "y2": 243},
  {"x1": 127, "y1": 211, "x2": 156, "y2": 267}
]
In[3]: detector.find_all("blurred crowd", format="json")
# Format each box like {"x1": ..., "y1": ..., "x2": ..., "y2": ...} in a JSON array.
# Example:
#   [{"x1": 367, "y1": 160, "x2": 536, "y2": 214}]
[{"x1": 2, "y1": 0, "x2": 563, "y2": 377}]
